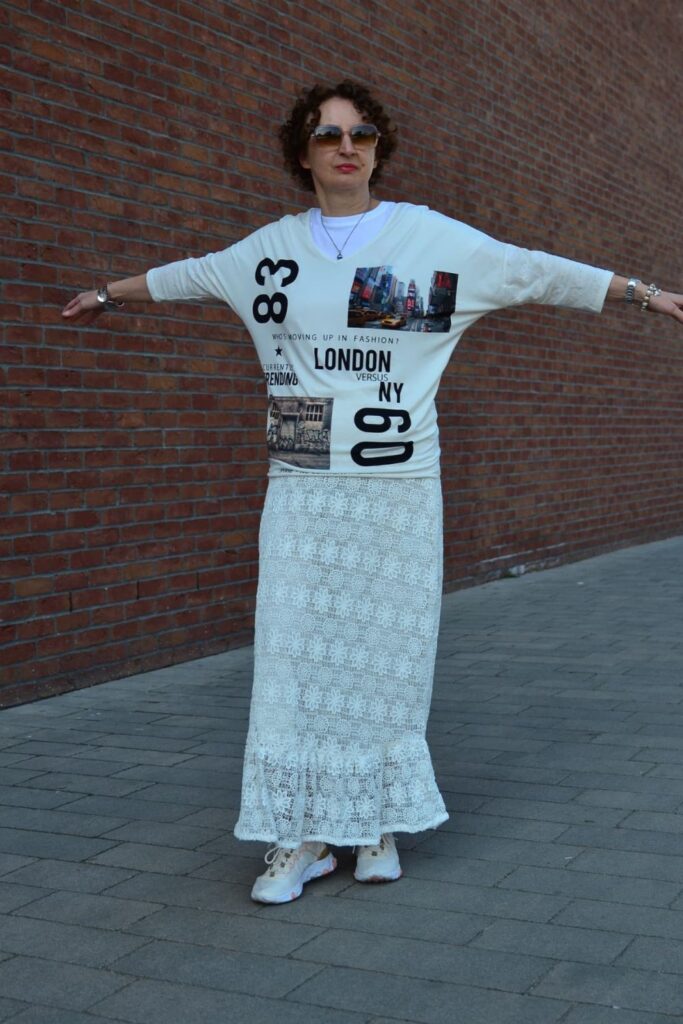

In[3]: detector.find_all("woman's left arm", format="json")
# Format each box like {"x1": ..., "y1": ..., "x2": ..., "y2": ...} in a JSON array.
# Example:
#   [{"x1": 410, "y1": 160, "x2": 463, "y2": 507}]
[{"x1": 605, "y1": 275, "x2": 683, "y2": 325}]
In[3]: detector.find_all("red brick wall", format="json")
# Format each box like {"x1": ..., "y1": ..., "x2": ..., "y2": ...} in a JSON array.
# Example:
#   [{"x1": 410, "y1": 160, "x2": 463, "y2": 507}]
[{"x1": 3, "y1": 0, "x2": 683, "y2": 705}]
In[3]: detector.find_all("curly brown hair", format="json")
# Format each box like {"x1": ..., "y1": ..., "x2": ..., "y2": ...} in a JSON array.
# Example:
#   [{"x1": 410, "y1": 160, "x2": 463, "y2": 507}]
[{"x1": 279, "y1": 79, "x2": 398, "y2": 193}]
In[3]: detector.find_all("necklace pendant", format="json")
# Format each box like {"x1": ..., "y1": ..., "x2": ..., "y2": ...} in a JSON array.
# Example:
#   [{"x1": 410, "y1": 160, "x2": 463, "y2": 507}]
[{"x1": 336, "y1": 253, "x2": 343, "y2": 260}]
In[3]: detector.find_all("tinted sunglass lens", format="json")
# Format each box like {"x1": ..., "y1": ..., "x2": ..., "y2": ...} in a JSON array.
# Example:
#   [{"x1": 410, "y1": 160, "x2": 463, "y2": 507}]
[
  {"x1": 350, "y1": 126, "x2": 378, "y2": 145},
  {"x1": 311, "y1": 125, "x2": 379, "y2": 147},
  {"x1": 312, "y1": 126, "x2": 343, "y2": 145}
]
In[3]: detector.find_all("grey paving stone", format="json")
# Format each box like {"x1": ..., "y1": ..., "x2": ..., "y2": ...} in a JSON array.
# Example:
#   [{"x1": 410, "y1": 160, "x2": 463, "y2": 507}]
[
  {"x1": 498, "y1": 864, "x2": 681, "y2": 908},
  {"x1": 339, "y1": 875, "x2": 570, "y2": 922},
  {"x1": 285, "y1": 964, "x2": 569, "y2": 1023},
  {"x1": 3, "y1": 757, "x2": 121, "y2": 777},
  {"x1": 16, "y1": 890, "x2": 163, "y2": 930},
  {"x1": 436, "y1": 770, "x2": 580, "y2": 802},
  {"x1": 21, "y1": 773, "x2": 150, "y2": 798},
  {"x1": 0, "y1": 852, "x2": 34, "y2": 876},
  {"x1": 96, "y1": 821, "x2": 224, "y2": 849},
  {"x1": 623, "y1": 810, "x2": 683, "y2": 834},
  {"x1": 89, "y1": 842, "x2": 217, "y2": 875},
  {"x1": 0, "y1": 829, "x2": 117, "y2": 862},
  {"x1": 416, "y1": 830, "x2": 584, "y2": 868},
  {"x1": 89, "y1": 976, "x2": 364, "y2": 1024},
  {"x1": 126, "y1": 904, "x2": 323, "y2": 954},
  {"x1": 251, "y1": 890, "x2": 487, "y2": 944},
  {"x1": 477, "y1": 796, "x2": 629, "y2": 827},
  {"x1": 59, "y1": 795, "x2": 198, "y2": 823},
  {"x1": 473, "y1": 918, "x2": 631, "y2": 964},
  {"x1": 0, "y1": 882, "x2": 51, "y2": 913},
  {"x1": 555, "y1": 899, "x2": 683, "y2": 940},
  {"x1": 559, "y1": 771, "x2": 683, "y2": 797},
  {"x1": 111, "y1": 938, "x2": 322, "y2": 997},
  {"x1": 437, "y1": 809, "x2": 567, "y2": 841},
  {"x1": 0, "y1": 913, "x2": 151, "y2": 967},
  {"x1": 0, "y1": 956, "x2": 128, "y2": 1011},
  {"x1": 5, "y1": 741, "x2": 94, "y2": 758},
  {"x1": 574, "y1": 789, "x2": 682, "y2": 812},
  {"x1": 533, "y1": 960, "x2": 683, "y2": 1016},
  {"x1": 568, "y1": 848, "x2": 683, "y2": 884},
  {"x1": 109, "y1": 763, "x2": 240, "y2": 791},
  {"x1": 0, "y1": 997, "x2": 28, "y2": 1022},
  {"x1": 618, "y1": 935, "x2": 683, "y2": 974},
  {"x1": 0, "y1": 784, "x2": 80, "y2": 810},
  {"x1": 290, "y1": 927, "x2": 553, "y2": 993},
  {"x1": 561, "y1": 1007, "x2": 681, "y2": 1024},
  {"x1": 0, "y1": 806, "x2": 128, "y2": 838},
  {"x1": 74, "y1": 747, "x2": 194, "y2": 767},
  {"x1": 121, "y1": 782, "x2": 238, "y2": 807},
  {"x1": 557, "y1": 823, "x2": 683, "y2": 858},
  {"x1": 102, "y1": 870, "x2": 251, "y2": 910},
  {"x1": 2, "y1": 859, "x2": 136, "y2": 894},
  {"x1": 0, "y1": 1010, "x2": 113, "y2": 1024},
  {"x1": 0, "y1": 767, "x2": 46, "y2": 785},
  {"x1": 392, "y1": 849, "x2": 512, "y2": 886}
]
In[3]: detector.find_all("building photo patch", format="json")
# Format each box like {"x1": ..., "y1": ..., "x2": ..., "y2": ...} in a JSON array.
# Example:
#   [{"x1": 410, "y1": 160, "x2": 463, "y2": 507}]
[
  {"x1": 348, "y1": 267, "x2": 458, "y2": 332},
  {"x1": 266, "y1": 397, "x2": 333, "y2": 470}
]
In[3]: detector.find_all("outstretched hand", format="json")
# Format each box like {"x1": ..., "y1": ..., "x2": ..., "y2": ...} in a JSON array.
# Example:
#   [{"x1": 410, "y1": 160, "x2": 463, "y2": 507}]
[
  {"x1": 61, "y1": 290, "x2": 106, "y2": 326},
  {"x1": 648, "y1": 290, "x2": 683, "y2": 325}
]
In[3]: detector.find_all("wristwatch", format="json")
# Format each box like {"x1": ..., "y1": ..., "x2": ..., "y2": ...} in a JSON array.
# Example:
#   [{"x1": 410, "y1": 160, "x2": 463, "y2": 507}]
[{"x1": 96, "y1": 285, "x2": 125, "y2": 309}]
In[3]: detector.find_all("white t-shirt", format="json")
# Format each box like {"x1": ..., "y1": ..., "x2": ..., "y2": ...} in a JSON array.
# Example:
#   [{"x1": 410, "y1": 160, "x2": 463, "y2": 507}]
[{"x1": 147, "y1": 203, "x2": 613, "y2": 478}]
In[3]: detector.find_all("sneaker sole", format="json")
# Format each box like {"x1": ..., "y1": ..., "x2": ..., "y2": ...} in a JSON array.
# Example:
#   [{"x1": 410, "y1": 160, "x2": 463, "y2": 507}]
[
  {"x1": 354, "y1": 867, "x2": 403, "y2": 883},
  {"x1": 252, "y1": 853, "x2": 337, "y2": 904}
]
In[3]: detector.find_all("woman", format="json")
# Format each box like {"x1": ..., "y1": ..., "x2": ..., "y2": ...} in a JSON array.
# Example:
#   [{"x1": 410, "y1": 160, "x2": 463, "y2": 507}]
[{"x1": 62, "y1": 80, "x2": 683, "y2": 905}]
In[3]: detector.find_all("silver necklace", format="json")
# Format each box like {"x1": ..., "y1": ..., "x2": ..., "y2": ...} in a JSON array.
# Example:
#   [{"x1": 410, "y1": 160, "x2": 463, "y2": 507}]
[{"x1": 319, "y1": 200, "x2": 374, "y2": 260}]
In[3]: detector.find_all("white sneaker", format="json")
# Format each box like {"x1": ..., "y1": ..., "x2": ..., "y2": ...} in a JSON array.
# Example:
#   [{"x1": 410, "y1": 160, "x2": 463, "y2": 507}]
[
  {"x1": 250, "y1": 841, "x2": 337, "y2": 904},
  {"x1": 354, "y1": 832, "x2": 402, "y2": 883}
]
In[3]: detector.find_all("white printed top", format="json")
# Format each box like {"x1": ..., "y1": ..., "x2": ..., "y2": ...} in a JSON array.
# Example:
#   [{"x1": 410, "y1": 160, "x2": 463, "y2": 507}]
[{"x1": 147, "y1": 203, "x2": 613, "y2": 477}]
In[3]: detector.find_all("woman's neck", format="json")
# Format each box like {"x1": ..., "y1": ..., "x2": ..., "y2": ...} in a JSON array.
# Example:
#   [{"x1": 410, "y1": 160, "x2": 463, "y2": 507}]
[{"x1": 315, "y1": 189, "x2": 379, "y2": 218}]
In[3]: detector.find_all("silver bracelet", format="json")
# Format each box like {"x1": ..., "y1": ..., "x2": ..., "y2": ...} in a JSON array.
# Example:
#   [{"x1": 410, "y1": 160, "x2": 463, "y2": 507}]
[{"x1": 640, "y1": 283, "x2": 661, "y2": 312}]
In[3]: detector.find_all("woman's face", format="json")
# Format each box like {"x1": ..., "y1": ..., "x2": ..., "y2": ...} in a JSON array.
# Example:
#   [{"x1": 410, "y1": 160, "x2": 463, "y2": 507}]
[{"x1": 299, "y1": 96, "x2": 377, "y2": 198}]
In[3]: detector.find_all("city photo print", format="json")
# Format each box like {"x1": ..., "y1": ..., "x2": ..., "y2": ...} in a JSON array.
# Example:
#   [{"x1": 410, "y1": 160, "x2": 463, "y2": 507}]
[{"x1": 348, "y1": 266, "x2": 458, "y2": 332}]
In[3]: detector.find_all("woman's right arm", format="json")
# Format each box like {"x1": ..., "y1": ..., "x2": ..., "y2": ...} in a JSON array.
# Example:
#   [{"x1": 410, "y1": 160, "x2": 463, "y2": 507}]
[{"x1": 61, "y1": 274, "x2": 152, "y2": 326}]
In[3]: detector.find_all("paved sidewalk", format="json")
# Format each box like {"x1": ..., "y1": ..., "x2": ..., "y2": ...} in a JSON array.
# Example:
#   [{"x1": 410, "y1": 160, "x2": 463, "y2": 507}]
[{"x1": 2, "y1": 536, "x2": 683, "y2": 1023}]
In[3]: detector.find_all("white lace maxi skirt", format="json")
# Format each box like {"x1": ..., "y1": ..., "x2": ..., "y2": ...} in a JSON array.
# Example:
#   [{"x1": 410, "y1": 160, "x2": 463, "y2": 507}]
[{"x1": 234, "y1": 474, "x2": 449, "y2": 848}]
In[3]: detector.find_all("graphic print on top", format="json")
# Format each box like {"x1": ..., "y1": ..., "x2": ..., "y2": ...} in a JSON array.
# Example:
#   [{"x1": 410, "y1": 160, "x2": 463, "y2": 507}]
[
  {"x1": 348, "y1": 267, "x2": 459, "y2": 332},
  {"x1": 266, "y1": 397, "x2": 333, "y2": 470}
]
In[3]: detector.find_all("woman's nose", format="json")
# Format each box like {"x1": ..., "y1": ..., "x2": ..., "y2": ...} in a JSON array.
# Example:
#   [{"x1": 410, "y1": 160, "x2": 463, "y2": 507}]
[{"x1": 338, "y1": 131, "x2": 356, "y2": 154}]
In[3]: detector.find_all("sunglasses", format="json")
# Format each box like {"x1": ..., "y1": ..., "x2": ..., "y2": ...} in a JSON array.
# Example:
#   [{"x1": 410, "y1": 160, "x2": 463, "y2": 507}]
[{"x1": 309, "y1": 123, "x2": 380, "y2": 148}]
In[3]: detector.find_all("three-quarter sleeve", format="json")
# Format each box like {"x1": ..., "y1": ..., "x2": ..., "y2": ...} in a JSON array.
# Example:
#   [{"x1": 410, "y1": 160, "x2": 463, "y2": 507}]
[
  {"x1": 146, "y1": 249, "x2": 238, "y2": 307},
  {"x1": 460, "y1": 228, "x2": 613, "y2": 318},
  {"x1": 501, "y1": 244, "x2": 613, "y2": 312}
]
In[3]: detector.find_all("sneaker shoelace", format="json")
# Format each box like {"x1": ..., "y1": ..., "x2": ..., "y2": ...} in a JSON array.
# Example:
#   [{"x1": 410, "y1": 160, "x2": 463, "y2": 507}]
[
  {"x1": 355, "y1": 833, "x2": 392, "y2": 856},
  {"x1": 263, "y1": 844, "x2": 308, "y2": 878}
]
